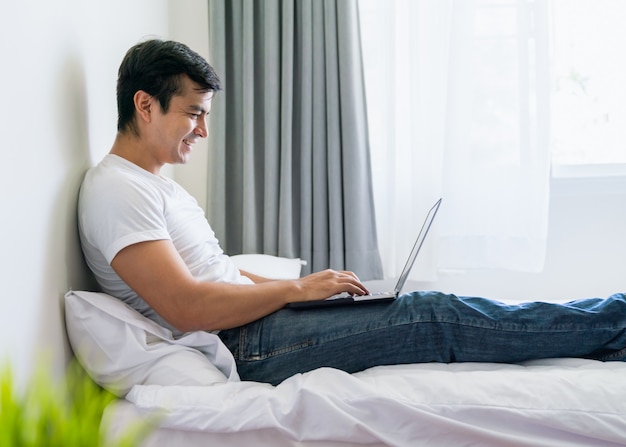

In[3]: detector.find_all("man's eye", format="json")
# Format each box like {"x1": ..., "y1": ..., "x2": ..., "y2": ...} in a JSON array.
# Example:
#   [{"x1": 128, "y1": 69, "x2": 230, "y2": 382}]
[{"x1": 189, "y1": 112, "x2": 201, "y2": 119}]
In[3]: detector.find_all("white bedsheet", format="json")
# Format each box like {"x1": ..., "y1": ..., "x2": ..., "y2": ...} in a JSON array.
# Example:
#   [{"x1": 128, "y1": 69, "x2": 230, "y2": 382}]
[{"x1": 105, "y1": 358, "x2": 626, "y2": 447}]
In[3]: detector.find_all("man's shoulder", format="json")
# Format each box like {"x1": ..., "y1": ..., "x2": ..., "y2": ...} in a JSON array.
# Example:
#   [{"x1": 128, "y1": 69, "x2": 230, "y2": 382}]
[
  {"x1": 86, "y1": 154, "x2": 141, "y2": 183},
  {"x1": 80, "y1": 157, "x2": 166, "y2": 218},
  {"x1": 83, "y1": 155, "x2": 155, "y2": 195}
]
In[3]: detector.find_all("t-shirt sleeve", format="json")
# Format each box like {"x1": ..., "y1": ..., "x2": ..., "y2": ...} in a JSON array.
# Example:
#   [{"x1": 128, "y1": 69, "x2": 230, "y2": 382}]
[{"x1": 80, "y1": 173, "x2": 171, "y2": 264}]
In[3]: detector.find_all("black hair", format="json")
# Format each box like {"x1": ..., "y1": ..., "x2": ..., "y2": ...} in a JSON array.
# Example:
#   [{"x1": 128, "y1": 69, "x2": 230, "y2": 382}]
[{"x1": 116, "y1": 39, "x2": 222, "y2": 135}]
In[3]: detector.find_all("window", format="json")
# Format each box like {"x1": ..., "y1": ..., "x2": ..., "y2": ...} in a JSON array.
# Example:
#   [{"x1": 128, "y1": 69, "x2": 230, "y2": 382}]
[
  {"x1": 471, "y1": 0, "x2": 549, "y2": 171},
  {"x1": 551, "y1": 0, "x2": 626, "y2": 176}
]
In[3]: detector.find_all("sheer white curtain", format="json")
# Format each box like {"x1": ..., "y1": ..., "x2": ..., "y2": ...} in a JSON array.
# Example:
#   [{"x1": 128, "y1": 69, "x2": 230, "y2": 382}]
[{"x1": 359, "y1": 0, "x2": 551, "y2": 280}]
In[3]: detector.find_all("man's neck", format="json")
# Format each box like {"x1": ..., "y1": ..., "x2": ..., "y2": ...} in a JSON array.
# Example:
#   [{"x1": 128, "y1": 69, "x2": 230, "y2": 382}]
[{"x1": 110, "y1": 133, "x2": 162, "y2": 175}]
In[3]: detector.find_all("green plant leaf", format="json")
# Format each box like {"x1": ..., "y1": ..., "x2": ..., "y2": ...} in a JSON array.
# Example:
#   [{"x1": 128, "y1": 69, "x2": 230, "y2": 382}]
[{"x1": 0, "y1": 359, "x2": 155, "y2": 446}]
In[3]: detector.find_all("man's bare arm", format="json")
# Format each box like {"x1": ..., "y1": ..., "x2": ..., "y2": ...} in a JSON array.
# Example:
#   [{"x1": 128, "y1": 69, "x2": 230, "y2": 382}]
[
  {"x1": 110, "y1": 239, "x2": 368, "y2": 332},
  {"x1": 238, "y1": 270, "x2": 275, "y2": 284}
]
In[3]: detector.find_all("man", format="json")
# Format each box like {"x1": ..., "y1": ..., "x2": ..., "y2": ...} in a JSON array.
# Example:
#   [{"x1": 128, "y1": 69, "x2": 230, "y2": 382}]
[{"x1": 79, "y1": 39, "x2": 626, "y2": 385}]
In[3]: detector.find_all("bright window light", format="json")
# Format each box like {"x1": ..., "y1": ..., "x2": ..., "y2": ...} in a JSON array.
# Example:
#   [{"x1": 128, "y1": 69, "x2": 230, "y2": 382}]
[{"x1": 551, "y1": 0, "x2": 626, "y2": 167}]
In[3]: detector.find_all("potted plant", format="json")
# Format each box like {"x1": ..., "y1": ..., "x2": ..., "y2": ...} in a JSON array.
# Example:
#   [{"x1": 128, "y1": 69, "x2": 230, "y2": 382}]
[{"x1": 0, "y1": 361, "x2": 153, "y2": 446}]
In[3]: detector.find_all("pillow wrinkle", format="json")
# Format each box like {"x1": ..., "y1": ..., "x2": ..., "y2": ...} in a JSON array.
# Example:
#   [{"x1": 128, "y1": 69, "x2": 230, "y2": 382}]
[{"x1": 64, "y1": 290, "x2": 237, "y2": 397}]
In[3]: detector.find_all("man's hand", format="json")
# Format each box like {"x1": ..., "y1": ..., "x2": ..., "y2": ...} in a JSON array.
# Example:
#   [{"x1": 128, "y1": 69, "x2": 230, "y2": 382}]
[{"x1": 293, "y1": 269, "x2": 369, "y2": 301}]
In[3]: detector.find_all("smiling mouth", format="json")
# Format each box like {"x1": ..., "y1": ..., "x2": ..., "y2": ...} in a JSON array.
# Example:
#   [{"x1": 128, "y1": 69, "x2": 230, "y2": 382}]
[{"x1": 183, "y1": 139, "x2": 193, "y2": 148}]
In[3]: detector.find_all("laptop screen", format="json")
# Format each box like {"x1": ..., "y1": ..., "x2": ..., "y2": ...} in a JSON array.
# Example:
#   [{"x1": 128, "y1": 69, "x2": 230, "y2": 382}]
[{"x1": 393, "y1": 198, "x2": 442, "y2": 295}]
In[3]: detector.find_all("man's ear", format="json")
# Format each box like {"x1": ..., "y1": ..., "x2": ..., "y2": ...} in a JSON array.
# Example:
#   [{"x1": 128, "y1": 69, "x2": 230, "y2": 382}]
[{"x1": 133, "y1": 90, "x2": 154, "y2": 124}]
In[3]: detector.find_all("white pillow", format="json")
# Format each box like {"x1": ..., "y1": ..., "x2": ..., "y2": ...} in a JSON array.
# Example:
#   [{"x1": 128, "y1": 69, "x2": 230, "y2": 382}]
[
  {"x1": 64, "y1": 290, "x2": 239, "y2": 397},
  {"x1": 230, "y1": 254, "x2": 305, "y2": 279}
]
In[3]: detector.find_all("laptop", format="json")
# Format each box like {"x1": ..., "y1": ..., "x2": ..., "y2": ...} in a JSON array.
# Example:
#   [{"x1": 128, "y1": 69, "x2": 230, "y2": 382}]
[{"x1": 286, "y1": 198, "x2": 442, "y2": 309}]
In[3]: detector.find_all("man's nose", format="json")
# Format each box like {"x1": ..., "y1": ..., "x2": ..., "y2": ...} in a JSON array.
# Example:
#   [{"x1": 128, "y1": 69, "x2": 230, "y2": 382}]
[{"x1": 195, "y1": 119, "x2": 208, "y2": 138}]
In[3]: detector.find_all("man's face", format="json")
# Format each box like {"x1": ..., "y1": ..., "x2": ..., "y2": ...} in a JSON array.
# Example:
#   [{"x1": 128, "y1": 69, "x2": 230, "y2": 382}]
[{"x1": 148, "y1": 76, "x2": 213, "y2": 167}]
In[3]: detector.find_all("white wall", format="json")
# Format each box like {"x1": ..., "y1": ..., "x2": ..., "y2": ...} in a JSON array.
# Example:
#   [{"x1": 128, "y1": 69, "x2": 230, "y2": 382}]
[{"x1": 0, "y1": 0, "x2": 176, "y2": 382}]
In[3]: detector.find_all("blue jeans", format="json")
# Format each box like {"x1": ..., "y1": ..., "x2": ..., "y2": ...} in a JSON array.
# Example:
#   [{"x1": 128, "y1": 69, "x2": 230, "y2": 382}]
[{"x1": 218, "y1": 291, "x2": 626, "y2": 385}]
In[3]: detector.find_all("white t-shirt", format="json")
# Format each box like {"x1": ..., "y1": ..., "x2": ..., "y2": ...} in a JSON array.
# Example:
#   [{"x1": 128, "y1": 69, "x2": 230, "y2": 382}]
[{"x1": 78, "y1": 154, "x2": 252, "y2": 336}]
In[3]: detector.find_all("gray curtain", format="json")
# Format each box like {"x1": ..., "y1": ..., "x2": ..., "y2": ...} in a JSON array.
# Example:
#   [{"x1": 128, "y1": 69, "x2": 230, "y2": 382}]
[{"x1": 207, "y1": 0, "x2": 383, "y2": 279}]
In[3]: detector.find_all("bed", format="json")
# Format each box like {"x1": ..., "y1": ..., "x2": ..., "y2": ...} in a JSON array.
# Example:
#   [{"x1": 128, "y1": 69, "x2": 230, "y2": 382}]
[
  {"x1": 64, "y1": 256, "x2": 626, "y2": 446},
  {"x1": 105, "y1": 360, "x2": 626, "y2": 447}
]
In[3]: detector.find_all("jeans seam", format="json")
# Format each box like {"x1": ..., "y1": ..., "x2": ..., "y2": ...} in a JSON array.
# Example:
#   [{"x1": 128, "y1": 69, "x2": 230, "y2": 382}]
[
  {"x1": 597, "y1": 345, "x2": 626, "y2": 361},
  {"x1": 265, "y1": 341, "x2": 315, "y2": 358},
  {"x1": 238, "y1": 327, "x2": 246, "y2": 361},
  {"x1": 421, "y1": 315, "x2": 622, "y2": 333},
  {"x1": 239, "y1": 326, "x2": 314, "y2": 361},
  {"x1": 241, "y1": 341, "x2": 314, "y2": 361}
]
